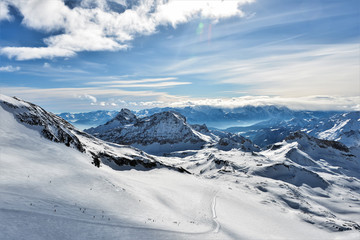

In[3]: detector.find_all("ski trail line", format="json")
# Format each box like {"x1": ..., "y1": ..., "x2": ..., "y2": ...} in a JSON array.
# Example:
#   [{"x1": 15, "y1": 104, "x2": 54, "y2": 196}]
[{"x1": 211, "y1": 195, "x2": 220, "y2": 233}]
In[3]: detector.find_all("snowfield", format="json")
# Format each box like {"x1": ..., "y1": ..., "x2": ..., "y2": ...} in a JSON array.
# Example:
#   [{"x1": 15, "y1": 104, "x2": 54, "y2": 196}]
[{"x1": 1, "y1": 95, "x2": 360, "y2": 240}]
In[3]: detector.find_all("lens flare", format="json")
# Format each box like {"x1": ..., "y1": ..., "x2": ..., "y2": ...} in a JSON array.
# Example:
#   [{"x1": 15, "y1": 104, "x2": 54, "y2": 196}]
[{"x1": 196, "y1": 22, "x2": 204, "y2": 35}]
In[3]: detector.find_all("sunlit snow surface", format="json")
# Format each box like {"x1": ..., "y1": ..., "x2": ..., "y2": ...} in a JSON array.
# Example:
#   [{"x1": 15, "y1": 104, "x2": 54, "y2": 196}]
[{"x1": 1, "y1": 96, "x2": 360, "y2": 239}]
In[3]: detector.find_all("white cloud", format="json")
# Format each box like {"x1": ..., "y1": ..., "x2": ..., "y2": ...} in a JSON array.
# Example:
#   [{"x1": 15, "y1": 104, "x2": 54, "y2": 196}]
[
  {"x1": 78, "y1": 94, "x2": 97, "y2": 103},
  {"x1": 0, "y1": 65, "x2": 21, "y2": 72},
  {"x1": 166, "y1": 95, "x2": 360, "y2": 111},
  {"x1": 0, "y1": 1, "x2": 12, "y2": 21},
  {"x1": 1, "y1": 0, "x2": 253, "y2": 60},
  {"x1": 155, "y1": 0, "x2": 253, "y2": 27},
  {"x1": 0, "y1": 47, "x2": 75, "y2": 60}
]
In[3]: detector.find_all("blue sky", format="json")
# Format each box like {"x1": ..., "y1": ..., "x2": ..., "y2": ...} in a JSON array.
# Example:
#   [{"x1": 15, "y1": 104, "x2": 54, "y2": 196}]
[{"x1": 0, "y1": 0, "x2": 359, "y2": 112}]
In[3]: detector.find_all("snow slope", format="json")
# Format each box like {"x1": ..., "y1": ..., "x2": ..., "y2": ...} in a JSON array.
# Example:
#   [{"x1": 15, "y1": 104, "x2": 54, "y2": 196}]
[{"x1": 1, "y1": 95, "x2": 360, "y2": 239}]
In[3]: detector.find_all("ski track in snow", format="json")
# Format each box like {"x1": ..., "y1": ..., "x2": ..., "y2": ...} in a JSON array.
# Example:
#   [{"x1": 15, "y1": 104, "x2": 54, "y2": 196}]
[{"x1": 212, "y1": 195, "x2": 220, "y2": 233}]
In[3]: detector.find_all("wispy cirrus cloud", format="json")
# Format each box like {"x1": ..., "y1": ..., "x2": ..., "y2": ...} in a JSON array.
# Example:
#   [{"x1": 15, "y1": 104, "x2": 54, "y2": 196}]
[
  {"x1": 0, "y1": 65, "x2": 21, "y2": 72},
  {"x1": 85, "y1": 76, "x2": 191, "y2": 88},
  {"x1": 159, "y1": 43, "x2": 359, "y2": 97},
  {"x1": 0, "y1": 0, "x2": 253, "y2": 60},
  {"x1": 107, "y1": 81, "x2": 191, "y2": 88},
  {"x1": 86, "y1": 77, "x2": 178, "y2": 85}
]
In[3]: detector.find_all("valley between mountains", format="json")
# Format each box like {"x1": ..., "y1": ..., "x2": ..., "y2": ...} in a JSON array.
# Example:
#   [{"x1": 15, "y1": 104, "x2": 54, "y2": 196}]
[{"x1": 1, "y1": 94, "x2": 360, "y2": 240}]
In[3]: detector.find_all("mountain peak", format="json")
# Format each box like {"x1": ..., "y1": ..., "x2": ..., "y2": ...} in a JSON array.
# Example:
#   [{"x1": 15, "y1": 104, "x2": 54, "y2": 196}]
[
  {"x1": 114, "y1": 108, "x2": 137, "y2": 124},
  {"x1": 143, "y1": 111, "x2": 187, "y2": 124}
]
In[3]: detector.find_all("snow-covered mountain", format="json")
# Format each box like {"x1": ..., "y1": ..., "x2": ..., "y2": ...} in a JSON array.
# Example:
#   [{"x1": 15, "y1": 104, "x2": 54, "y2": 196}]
[
  {"x1": 2, "y1": 95, "x2": 360, "y2": 239},
  {"x1": 85, "y1": 109, "x2": 216, "y2": 154},
  {"x1": 317, "y1": 112, "x2": 360, "y2": 148}
]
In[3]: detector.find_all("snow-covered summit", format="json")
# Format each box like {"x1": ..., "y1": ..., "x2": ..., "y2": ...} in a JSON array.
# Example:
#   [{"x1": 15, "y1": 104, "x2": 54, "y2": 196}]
[
  {"x1": 113, "y1": 108, "x2": 138, "y2": 124},
  {"x1": 85, "y1": 110, "x2": 215, "y2": 154}
]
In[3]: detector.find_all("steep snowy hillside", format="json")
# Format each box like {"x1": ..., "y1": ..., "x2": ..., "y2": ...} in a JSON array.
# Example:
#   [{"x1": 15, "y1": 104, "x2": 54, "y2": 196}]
[
  {"x1": 85, "y1": 109, "x2": 216, "y2": 154},
  {"x1": 0, "y1": 95, "x2": 172, "y2": 170}
]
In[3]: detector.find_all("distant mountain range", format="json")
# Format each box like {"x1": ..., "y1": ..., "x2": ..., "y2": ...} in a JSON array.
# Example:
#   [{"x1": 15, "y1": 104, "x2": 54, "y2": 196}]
[
  {"x1": 59, "y1": 106, "x2": 359, "y2": 148},
  {"x1": 59, "y1": 105, "x2": 299, "y2": 129},
  {"x1": 58, "y1": 110, "x2": 118, "y2": 129}
]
